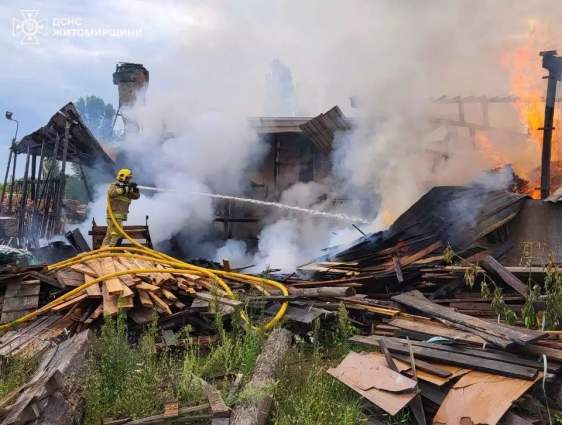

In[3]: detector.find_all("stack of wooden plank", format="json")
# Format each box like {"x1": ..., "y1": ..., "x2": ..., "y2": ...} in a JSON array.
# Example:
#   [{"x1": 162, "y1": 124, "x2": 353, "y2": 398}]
[
  {"x1": 327, "y1": 290, "x2": 561, "y2": 424},
  {"x1": 44, "y1": 256, "x2": 245, "y2": 329}
]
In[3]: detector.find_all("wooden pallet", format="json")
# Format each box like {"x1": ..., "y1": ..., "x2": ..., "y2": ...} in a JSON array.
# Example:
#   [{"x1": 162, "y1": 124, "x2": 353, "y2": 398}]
[{"x1": 89, "y1": 225, "x2": 152, "y2": 250}]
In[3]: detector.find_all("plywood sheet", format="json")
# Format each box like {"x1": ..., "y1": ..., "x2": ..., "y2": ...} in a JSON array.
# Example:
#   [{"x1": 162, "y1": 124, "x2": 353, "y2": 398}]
[
  {"x1": 327, "y1": 352, "x2": 417, "y2": 415},
  {"x1": 434, "y1": 371, "x2": 541, "y2": 425}
]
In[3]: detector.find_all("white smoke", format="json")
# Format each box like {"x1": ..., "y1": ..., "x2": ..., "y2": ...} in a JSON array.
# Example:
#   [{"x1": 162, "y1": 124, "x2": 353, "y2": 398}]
[{"x1": 80, "y1": 0, "x2": 555, "y2": 272}]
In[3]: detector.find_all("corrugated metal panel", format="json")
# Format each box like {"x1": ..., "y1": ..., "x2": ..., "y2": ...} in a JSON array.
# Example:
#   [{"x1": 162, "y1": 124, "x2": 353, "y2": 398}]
[
  {"x1": 299, "y1": 106, "x2": 353, "y2": 156},
  {"x1": 14, "y1": 102, "x2": 116, "y2": 175}
]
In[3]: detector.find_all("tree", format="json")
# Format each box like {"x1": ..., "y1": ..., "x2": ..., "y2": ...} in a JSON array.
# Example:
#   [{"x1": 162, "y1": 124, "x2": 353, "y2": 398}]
[
  {"x1": 75, "y1": 95, "x2": 116, "y2": 142},
  {"x1": 264, "y1": 59, "x2": 297, "y2": 117}
]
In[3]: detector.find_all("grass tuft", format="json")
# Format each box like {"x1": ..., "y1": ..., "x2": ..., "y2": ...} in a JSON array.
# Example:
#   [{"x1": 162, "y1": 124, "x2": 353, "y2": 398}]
[
  {"x1": 84, "y1": 309, "x2": 181, "y2": 424},
  {"x1": 0, "y1": 355, "x2": 36, "y2": 399}
]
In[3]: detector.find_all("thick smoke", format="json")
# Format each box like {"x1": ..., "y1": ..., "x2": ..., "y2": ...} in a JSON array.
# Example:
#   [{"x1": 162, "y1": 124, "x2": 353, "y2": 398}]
[{"x1": 81, "y1": 0, "x2": 560, "y2": 271}]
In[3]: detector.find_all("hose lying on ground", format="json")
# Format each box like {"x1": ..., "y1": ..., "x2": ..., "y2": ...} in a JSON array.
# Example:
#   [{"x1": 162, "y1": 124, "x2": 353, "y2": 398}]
[{"x1": 0, "y1": 195, "x2": 288, "y2": 331}]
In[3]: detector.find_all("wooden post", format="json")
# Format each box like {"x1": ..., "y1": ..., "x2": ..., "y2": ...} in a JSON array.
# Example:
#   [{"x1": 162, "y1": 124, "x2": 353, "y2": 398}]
[
  {"x1": 230, "y1": 329, "x2": 292, "y2": 425},
  {"x1": 54, "y1": 121, "x2": 70, "y2": 233}
]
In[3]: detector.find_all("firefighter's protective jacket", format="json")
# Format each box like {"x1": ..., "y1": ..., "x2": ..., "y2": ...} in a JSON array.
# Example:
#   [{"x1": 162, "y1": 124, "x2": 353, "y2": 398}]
[{"x1": 106, "y1": 181, "x2": 140, "y2": 221}]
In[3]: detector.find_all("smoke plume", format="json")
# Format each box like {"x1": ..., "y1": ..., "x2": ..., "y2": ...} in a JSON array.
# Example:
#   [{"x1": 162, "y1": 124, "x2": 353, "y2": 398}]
[{"x1": 81, "y1": 0, "x2": 561, "y2": 272}]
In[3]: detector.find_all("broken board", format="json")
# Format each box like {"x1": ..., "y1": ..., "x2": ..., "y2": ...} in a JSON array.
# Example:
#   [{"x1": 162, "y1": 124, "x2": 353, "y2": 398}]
[
  {"x1": 327, "y1": 351, "x2": 417, "y2": 415},
  {"x1": 433, "y1": 371, "x2": 541, "y2": 425}
]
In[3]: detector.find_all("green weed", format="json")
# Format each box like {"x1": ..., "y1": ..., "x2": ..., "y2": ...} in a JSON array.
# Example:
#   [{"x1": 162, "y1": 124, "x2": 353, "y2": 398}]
[
  {"x1": 0, "y1": 356, "x2": 36, "y2": 399},
  {"x1": 84, "y1": 310, "x2": 182, "y2": 424},
  {"x1": 268, "y1": 302, "x2": 365, "y2": 425},
  {"x1": 269, "y1": 350, "x2": 366, "y2": 425}
]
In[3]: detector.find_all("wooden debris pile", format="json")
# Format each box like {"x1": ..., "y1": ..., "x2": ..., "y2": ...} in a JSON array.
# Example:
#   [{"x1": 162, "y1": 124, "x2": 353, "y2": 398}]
[{"x1": 325, "y1": 290, "x2": 561, "y2": 424}]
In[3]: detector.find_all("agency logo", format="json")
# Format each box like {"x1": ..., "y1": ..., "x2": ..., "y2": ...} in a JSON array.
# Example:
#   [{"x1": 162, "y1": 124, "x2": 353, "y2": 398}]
[{"x1": 13, "y1": 10, "x2": 47, "y2": 44}]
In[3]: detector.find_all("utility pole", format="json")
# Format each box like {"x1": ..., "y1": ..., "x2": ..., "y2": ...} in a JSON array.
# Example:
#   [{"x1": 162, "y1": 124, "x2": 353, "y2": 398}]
[{"x1": 539, "y1": 51, "x2": 562, "y2": 199}]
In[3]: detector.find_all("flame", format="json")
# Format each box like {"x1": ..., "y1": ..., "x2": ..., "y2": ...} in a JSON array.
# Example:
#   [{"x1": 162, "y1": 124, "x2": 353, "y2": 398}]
[
  {"x1": 502, "y1": 26, "x2": 553, "y2": 154},
  {"x1": 501, "y1": 24, "x2": 562, "y2": 198},
  {"x1": 382, "y1": 209, "x2": 393, "y2": 227}
]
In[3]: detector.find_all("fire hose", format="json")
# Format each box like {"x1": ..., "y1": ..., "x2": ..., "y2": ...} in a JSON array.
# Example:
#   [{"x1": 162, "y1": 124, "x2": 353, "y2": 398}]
[{"x1": 0, "y1": 194, "x2": 289, "y2": 332}]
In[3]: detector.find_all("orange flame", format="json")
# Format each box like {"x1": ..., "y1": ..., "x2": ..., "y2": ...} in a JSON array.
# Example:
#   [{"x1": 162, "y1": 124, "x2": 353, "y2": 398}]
[
  {"x1": 382, "y1": 209, "x2": 393, "y2": 227},
  {"x1": 502, "y1": 25, "x2": 560, "y2": 159}
]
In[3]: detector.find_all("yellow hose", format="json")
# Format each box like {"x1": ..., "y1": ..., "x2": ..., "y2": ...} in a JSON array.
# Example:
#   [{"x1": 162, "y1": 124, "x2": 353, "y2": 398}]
[{"x1": 0, "y1": 193, "x2": 288, "y2": 331}]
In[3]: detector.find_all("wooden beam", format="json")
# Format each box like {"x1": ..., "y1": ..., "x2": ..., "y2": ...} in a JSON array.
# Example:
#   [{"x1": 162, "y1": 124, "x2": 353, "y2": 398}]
[
  {"x1": 480, "y1": 255, "x2": 528, "y2": 297},
  {"x1": 391, "y1": 291, "x2": 544, "y2": 347}
]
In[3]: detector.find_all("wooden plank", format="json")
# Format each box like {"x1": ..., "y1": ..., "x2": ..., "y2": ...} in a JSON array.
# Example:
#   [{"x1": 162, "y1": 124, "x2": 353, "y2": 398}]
[
  {"x1": 480, "y1": 255, "x2": 528, "y2": 297},
  {"x1": 55, "y1": 270, "x2": 83, "y2": 288},
  {"x1": 404, "y1": 339, "x2": 427, "y2": 425},
  {"x1": 69, "y1": 264, "x2": 98, "y2": 277},
  {"x1": 102, "y1": 285, "x2": 119, "y2": 316},
  {"x1": 199, "y1": 280, "x2": 230, "y2": 297},
  {"x1": 433, "y1": 371, "x2": 541, "y2": 425},
  {"x1": 350, "y1": 336, "x2": 539, "y2": 380},
  {"x1": 84, "y1": 260, "x2": 105, "y2": 278},
  {"x1": 112, "y1": 259, "x2": 138, "y2": 287},
  {"x1": 84, "y1": 304, "x2": 103, "y2": 324},
  {"x1": 515, "y1": 343, "x2": 562, "y2": 363},
  {"x1": 389, "y1": 317, "x2": 486, "y2": 345},
  {"x1": 1, "y1": 282, "x2": 40, "y2": 323},
  {"x1": 3, "y1": 282, "x2": 40, "y2": 299},
  {"x1": 374, "y1": 335, "x2": 559, "y2": 373},
  {"x1": 326, "y1": 352, "x2": 417, "y2": 415},
  {"x1": 384, "y1": 241, "x2": 442, "y2": 272},
  {"x1": 391, "y1": 290, "x2": 544, "y2": 347},
  {"x1": 120, "y1": 282, "x2": 134, "y2": 298},
  {"x1": 193, "y1": 292, "x2": 243, "y2": 308},
  {"x1": 99, "y1": 258, "x2": 123, "y2": 295},
  {"x1": 137, "y1": 289, "x2": 153, "y2": 308},
  {"x1": 390, "y1": 353, "x2": 452, "y2": 378},
  {"x1": 161, "y1": 288, "x2": 178, "y2": 302},
  {"x1": 26, "y1": 271, "x2": 64, "y2": 289},
  {"x1": 404, "y1": 362, "x2": 471, "y2": 387},
  {"x1": 148, "y1": 291, "x2": 172, "y2": 315},
  {"x1": 207, "y1": 390, "x2": 230, "y2": 418},
  {"x1": 0, "y1": 316, "x2": 58, "y2": 354},
  {"x1": 377, "y1": 340, "x2": 400, "y2": 372},
  {"x1": 392, "y1": 255, "x2": 403, "y2": 283},
  {"x1": 135, "y1": 282, "x2": 160, "y2": 292},
  {"x1": 84, "y1": 275, "x2": 102, "y2": 299},
  {"x1": 51, "y1": 294, "x2": 88, "y2": 312}
]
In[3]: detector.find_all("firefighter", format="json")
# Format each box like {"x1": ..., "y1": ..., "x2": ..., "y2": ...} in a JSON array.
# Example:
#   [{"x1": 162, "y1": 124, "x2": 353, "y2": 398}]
[{"x1": 101, "y1": 168, "x2": 140, "y2": 247}]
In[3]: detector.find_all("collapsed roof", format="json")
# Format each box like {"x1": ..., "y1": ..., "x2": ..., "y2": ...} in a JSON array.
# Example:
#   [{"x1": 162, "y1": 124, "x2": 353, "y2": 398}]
[
  {"x1": 303, "y1": 185, "x2": 529, "y2": 272},
  {"x1": 13, "y1": 102, "x2": 117, "y2": 176}
]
